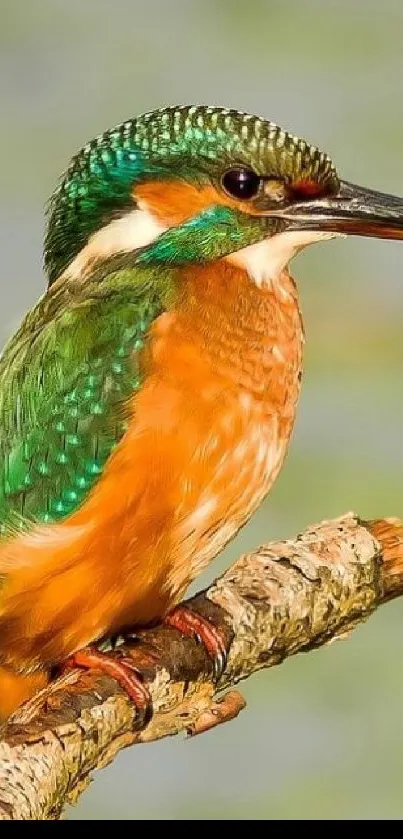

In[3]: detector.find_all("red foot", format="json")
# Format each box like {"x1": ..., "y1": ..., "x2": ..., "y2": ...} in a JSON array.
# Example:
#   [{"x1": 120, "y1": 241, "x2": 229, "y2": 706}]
[
  {"x1": 165, "y1": 606, "x2": 227, "y2": 679},
  {"x1": 63, "y1": 647, "x2": 152, "y2": 724}
]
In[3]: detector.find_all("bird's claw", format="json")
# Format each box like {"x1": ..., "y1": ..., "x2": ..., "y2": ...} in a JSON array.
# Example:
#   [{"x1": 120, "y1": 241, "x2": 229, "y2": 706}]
[
  {"x1": 62, "y1": 646, "x2": 153, "y2": 727},
  {"x1": 164, "y1": 605, "x2": 227, "y2": 680},
  {"x1": 212, "y1": 647, "x2": 227, "y2": 681}
]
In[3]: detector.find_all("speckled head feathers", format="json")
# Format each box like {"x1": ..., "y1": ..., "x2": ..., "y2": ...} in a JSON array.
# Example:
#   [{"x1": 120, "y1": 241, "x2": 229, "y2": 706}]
[{"x1": 45, "y1": 105, "x2": 339, "y2": 284}]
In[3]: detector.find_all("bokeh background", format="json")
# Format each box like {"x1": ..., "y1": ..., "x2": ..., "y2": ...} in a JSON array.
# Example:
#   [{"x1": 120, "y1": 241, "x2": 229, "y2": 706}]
[{"x1": 2, "y1": 0, "x2": 403, "y2": 820}]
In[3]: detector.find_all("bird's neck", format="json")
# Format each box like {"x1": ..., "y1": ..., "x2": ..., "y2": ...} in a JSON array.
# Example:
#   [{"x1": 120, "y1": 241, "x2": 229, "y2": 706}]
[{"x1": 151, "y1": 260, "x2": 304, "y2": 408}]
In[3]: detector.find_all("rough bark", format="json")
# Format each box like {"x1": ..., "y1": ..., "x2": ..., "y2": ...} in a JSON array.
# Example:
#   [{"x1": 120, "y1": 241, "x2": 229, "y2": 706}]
[{"x1": 0, "y1": 512, "x2": 401, "y2": 820}]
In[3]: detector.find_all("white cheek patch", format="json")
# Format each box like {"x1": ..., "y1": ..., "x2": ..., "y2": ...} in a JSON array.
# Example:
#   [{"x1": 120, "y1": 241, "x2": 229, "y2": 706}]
[
  {"x1": 62, "y1": 205, "x2": 167, "y2": 280},
  {"x1": 60, "y1": 205, "x2": 340, "y2": 288},
  {"x1": 228, "y1": 230, "x2": 341, "y2": 290}
]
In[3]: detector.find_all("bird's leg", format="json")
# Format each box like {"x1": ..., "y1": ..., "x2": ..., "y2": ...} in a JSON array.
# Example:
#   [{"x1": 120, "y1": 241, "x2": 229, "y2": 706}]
[
  {"x1": 164, "y1": 605, "x2": 227, "y2": 679},
  {"x1": 63, "y1": 647, "x2": 154, "y2": 725}
]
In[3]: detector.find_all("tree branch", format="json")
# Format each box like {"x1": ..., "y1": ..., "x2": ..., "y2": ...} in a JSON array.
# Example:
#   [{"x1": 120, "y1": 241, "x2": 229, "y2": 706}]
[{"x1": 0, "y1": 511, "x2": 402, "y2": 820}]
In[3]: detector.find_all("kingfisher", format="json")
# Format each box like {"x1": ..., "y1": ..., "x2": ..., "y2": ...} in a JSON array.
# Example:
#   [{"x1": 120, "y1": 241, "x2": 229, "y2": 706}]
[{"x1": 0, "y1": 105, "x2": 402, "y2": 720}]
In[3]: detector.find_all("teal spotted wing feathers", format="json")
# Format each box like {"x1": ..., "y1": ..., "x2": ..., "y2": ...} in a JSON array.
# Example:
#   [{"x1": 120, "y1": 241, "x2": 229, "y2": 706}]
[{"x1": 0, "y1": 269, "x2": 164, "y2": 537}]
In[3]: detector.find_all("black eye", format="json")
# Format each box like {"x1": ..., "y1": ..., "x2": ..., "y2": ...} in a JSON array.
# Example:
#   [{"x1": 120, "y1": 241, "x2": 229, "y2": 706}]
[{"x1": 221, "y1": 168, "x2": 261, "y2": 200}]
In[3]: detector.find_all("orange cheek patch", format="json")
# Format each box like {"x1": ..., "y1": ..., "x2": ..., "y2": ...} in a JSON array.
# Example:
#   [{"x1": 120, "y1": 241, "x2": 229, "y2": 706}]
[{"x1": 134, "y1": 180, "x2": 247, "y2": 226}]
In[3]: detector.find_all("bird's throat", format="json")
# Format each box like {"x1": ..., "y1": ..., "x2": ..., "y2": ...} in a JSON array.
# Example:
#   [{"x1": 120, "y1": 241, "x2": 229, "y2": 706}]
[{"x1": 228, "y1": 230, "x2": 339, "y2": 292}]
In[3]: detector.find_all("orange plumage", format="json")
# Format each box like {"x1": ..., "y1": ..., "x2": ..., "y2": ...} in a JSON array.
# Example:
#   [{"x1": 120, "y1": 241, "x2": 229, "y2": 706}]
[{"x1": 0, "y1": 260, "x2": 303, "y2": 716}]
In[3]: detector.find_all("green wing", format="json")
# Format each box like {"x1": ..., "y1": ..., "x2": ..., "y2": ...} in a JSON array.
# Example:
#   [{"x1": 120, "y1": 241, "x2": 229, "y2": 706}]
[{"x1": 0, "y1": 270, "x2": 164, "y2": 537}]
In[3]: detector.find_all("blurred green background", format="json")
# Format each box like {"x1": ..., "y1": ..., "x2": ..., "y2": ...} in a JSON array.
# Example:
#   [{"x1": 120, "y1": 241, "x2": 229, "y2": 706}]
[{"x1": 2, "y1": 0, "x2": 403, "y2": 820}]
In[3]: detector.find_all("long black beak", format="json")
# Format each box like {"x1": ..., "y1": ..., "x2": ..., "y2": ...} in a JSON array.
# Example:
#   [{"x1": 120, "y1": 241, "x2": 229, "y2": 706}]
[{"x1": 278, "y1": 180, "x2": 403, "y2": 240}]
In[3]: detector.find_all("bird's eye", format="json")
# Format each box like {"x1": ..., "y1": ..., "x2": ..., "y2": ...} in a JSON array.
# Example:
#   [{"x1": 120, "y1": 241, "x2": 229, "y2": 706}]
[{"x1": 221, "y1": 168, "x2": 261, "y2": 200}]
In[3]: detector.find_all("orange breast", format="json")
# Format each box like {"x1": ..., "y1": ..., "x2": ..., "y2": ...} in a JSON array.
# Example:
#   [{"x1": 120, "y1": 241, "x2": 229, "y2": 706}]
[
  {"x1": 0, "y1": 261, "x2": 303, "y2": 673},
  {"x1": 157, "y1": 262, "x2": 304, "y2": 592}
]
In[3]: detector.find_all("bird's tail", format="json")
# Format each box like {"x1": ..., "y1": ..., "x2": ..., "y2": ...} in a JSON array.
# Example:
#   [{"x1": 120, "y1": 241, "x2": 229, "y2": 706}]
[
  {"x1": 0, "y1": 668, "x2": 48, "y2": 721},
  {"x1": 366, "y1": 517, "x2": 403, "y2": 598}
]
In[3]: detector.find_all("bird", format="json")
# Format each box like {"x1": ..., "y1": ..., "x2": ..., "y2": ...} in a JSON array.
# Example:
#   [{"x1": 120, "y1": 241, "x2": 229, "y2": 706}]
[{"x1": 0, "y1": 104, "x2": 403, "y2": 720}]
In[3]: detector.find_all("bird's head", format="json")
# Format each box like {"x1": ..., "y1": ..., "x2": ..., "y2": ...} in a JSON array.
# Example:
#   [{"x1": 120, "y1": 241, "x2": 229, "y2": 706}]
[{"x1": 45, "y1": 105, "x2": 403, "y2": 287}]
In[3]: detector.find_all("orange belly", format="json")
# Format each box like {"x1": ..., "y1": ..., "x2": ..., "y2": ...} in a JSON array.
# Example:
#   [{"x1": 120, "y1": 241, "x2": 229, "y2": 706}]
[{"x1": 0, "y1": 263, "x2": 303, "y2": 676}]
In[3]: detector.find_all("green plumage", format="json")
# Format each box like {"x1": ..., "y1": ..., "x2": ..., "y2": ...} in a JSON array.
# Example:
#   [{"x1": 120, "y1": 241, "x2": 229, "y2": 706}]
[{"x1": 0, "y1": 268, "x2": 169, "y2": 536}]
